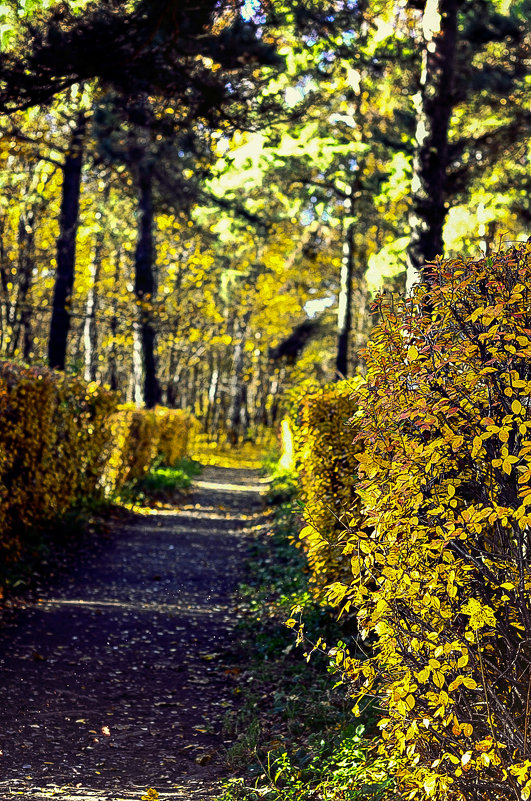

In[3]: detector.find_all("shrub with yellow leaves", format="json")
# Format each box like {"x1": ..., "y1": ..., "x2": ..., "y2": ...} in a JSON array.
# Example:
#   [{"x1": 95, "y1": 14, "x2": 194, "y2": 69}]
[
  {"x1": 332, "y1": 243, "x2": 531, "y2": 800},
  {"x1": 288, "y1": 379, "x2": 366, "y2": 598},
  {"x1": 111, "y1": 405, "x2": 160, "y2": 484},
  {"x1": 107, "y1": 404, "x2": 197, "y2": 487},
  {"x1": 0, "y1": 363, "x2": 196, "y2": 560},
  {"x1": 0, "y1": 362, "x2": 118, "y2": 558},
  {"x1": 155, "y1": 407, "x2": 196, "y2": 467}
]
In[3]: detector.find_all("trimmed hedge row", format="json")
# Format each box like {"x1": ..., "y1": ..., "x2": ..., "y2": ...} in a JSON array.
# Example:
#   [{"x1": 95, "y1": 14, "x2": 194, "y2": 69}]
[
  {"x1": 286, "y1": 243, "x2": 531, "y2": 801},
  {"x1": 0, "y1": 361, "x2": 195, "y2": 561},
  {"x1": 284, "y1": 379, "x2": 365, "y2": 599},
  {"x1": 111, "y1": 405, "x2": 198, "y2": 487}
]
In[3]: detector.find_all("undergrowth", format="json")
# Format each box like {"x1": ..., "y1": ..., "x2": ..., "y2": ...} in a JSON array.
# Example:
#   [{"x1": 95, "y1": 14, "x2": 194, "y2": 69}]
[
  {"x1": 114, "y1": 457, "x2": 203, "y2": 506},
  {"x1": 217, "y1": 482, "x2": 391, "y2": 800}
]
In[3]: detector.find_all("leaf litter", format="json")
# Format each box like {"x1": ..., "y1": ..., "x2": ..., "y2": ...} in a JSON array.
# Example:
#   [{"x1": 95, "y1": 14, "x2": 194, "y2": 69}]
[{"x1": 0, "y1": 466, "x2": 265, "y2": 800}]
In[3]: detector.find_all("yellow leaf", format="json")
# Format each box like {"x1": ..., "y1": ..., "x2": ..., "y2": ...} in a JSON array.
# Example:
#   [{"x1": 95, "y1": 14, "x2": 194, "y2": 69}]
[
  {"x1": 512, "y1": 399, "x2": 523, "y2": 415},
  {"x1": 433, "y1": 670, "x2": 445, "y2": 688},
  {"x1": 407, "y1": 345, "x2": 419, "y2": 361}
]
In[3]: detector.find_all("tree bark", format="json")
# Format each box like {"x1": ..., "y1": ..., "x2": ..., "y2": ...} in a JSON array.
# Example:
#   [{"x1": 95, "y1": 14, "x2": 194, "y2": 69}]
[
  {"x1": 227, "y1": 311, "x2": 251, "y2": 445},
  {"x1": 336, "y1": 222, "x2": 355, "y2": 377},
  {"x1": 83, "y1": 229, "x2": 104, "y2": 382},
  {"x1": 108, "y1": 247, "x2": 121, "y2": 393},
  {"x1": 134, "y1": 166, "x2": 161, "y2": 408},
  {"x1": 8, "y1": 207, "x2": 35, "y2": 358},
  {"x1": 406, "y1": 0, "x2": 459, "y2": 289},
  {"x1": 48, "y1": 110, "x2": 86, "y2": 370}
]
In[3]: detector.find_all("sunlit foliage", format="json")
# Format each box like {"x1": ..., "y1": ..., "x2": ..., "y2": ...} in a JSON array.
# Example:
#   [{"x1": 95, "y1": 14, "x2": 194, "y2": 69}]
[
  {"x1": 288, "y1": 379, "x2": 366, "y2": 598},
  {"x1": 0, "y1": 361, "x2": 195, "y2": 556},
  {"x1": 329, "y1": 242, "x2": 531, "y2": 800}
]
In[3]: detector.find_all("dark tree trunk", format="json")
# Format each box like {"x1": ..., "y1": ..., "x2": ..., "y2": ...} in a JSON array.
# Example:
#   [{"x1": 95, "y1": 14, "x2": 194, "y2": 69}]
[
  {"x1": 165, "y1": 342, "x2": 181, "y2": 407},
  {"x1": 406, "y1": 0, "x2": 459, "y2": 288},
  {"x1": 134, "y1": 166, "x2": 160, "y2": 408},
  {"x1": 0, "y1": 214, "x2": 9, "y2": 354},
  {"x1": 336, "y1": 222, "x2": 355, "y2": 377},
  {"x1": 48, "y1": 111, "x2": 86, "y2": 370},
  {"x1": 9, "y1": 207, "x2": 35, "y2": 358},
  {"x1": 108, "y1": 247, "x2": 121, "y2": 393}
]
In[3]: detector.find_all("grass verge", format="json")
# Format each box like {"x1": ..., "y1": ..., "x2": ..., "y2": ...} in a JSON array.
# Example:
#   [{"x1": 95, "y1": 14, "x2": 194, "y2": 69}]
[{"x1": 217, "y1": 477, "x2": 392, "y2": 800}]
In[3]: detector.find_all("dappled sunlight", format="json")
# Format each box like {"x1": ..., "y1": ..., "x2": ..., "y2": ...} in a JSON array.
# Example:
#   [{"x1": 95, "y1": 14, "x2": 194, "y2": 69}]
[
  {"x1": 0, "y1": 783, "x2": 198, "y2": 800},
  {"x1": 32, "y1": 597, "x2": 228, "y2": 616},
  {"x1": 190, "y1": 435, "x2": 276, "y2": 471},
  {"x1": 193, "y1": 478, "x2": 268, "y2": 493}
]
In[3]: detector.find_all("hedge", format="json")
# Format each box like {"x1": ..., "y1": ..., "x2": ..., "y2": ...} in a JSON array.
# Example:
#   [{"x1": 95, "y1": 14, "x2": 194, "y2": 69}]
[
  {"x1": 0, "y1": 362, "x2": 196, "y2": 562},
  {"x1": 330, "y1": 242, "x2": 531, "y2": 800},
  {"x1": 286, "y1": 379, "x2": 366, "y2": 598}
]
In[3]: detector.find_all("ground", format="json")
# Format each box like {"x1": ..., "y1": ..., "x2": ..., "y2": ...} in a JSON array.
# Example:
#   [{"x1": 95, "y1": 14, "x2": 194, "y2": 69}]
[{"x1": 0, "y1": 466, "x2": 266, "y2": 801}]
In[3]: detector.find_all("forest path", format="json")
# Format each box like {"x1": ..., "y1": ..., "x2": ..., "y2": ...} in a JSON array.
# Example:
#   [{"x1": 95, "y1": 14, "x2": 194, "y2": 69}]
[{"x1": 0, "y1": 466, "x2": 266, "y2": 801}]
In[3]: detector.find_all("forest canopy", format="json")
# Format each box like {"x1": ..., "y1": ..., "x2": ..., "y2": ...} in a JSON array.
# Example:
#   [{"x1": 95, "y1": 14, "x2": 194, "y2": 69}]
[{"x1": 0, "y1": 0, "x2": 528, "y2": 438}]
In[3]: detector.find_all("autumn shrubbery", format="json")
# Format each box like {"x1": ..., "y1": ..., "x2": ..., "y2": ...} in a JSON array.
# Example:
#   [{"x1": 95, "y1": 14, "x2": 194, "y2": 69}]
[
  {"x1": 0, "y1": 362, "x2": 118, "y2": 560},
  {"x1": 327, "y1": 242, "x2": 531, "y2": 800},
  {"x1": 110, "y1": 405, "x2": 198, "y2": 487},
  {"x1": 0, "y1": 362, "x2": 196, "y2": 564},
  {"x1": 286, "y1": 380, "x2": 366, "y2": 598}
]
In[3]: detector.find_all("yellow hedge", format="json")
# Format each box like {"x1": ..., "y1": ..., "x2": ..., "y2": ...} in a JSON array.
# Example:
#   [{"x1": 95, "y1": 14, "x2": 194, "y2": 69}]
[
  {"x1": 0, "y1": 363, "x2": 197, "y2": 560},
  {"x1": 0, "y1": 362, "x2": 118, "y2": 558},
  {"x1": 155, "y1": 407, "x2": 196, "y2": 467},
  {"x1": 287, "y1": 379, "x2": 365, "y2": 597},
  {"x1": 105, "y1": 405, "x2": 197, "y2": 487},
  {"x1": 334, "y1": 243, "x2": 531, "y2": 800}
]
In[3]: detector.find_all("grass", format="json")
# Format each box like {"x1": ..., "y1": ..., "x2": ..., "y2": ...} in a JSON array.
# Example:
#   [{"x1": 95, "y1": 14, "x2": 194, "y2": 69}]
[
  {"x1": 115, "y1": 457, "x2": 203, "y2": 506},
  {"x1": 217, "y1": 481, "x2": 391, "y2": 801},
  {"x1": 137, "y1": 458, "x2": 203, "y2": 494}
]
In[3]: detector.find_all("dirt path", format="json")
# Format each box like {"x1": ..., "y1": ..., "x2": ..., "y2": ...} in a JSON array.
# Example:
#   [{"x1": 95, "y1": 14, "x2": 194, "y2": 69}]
[{"x1": 0, "y1": 466, "x2": 266, "y2": 801}]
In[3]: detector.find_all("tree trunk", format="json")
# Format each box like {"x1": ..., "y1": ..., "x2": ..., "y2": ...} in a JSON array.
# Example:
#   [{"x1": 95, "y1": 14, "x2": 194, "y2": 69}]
[
  {"x1": 0, "y1": 214, "x2": 9, "y2": 354},
  {"x1": 9, "y1": 207, "x2": 35, "y2": 358},
  {"x1": 134, "y1": 166, "x2": 160, "y2": 408},
  {"x1": 83, "y1": 230, "x2": 104, "y2": 382},
  {"x1": 227, "y1": 311, "x2": 251, "y2": 445},
  {"x1": 205, "y1": 353, "x2": 220, "y2": 434},
  {"x1": 406, "y1": 0, "x2": 459, "y2": 289},
  {"x1": 48, "y1": 111, "x2": 86, "y2": 370},
  {"x1": 132, "y1": 321, "x2": 144, "y2": 406},
  {"x1": 336, "y1": 222, "x2": 355, "y2": 377},
  {"x1": 108, "y1": 248, "x2": 121, "y2": 393}
]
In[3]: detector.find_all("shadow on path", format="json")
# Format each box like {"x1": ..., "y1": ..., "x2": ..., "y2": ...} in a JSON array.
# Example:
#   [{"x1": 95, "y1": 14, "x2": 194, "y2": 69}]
[{"x1": 0, "y1": 466, "x2": 265, "y2": 800}]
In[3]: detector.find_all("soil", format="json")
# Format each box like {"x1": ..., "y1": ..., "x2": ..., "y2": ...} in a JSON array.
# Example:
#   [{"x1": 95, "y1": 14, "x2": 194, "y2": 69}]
[{"x1": 0, "y1": 466, "x2": 266, "y2": 801}]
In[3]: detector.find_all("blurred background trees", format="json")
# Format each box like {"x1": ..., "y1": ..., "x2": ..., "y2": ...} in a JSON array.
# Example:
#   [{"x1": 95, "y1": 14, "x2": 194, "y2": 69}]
[{"x1": 0, "y1": 0, "x2": 527, "y2": 439}]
